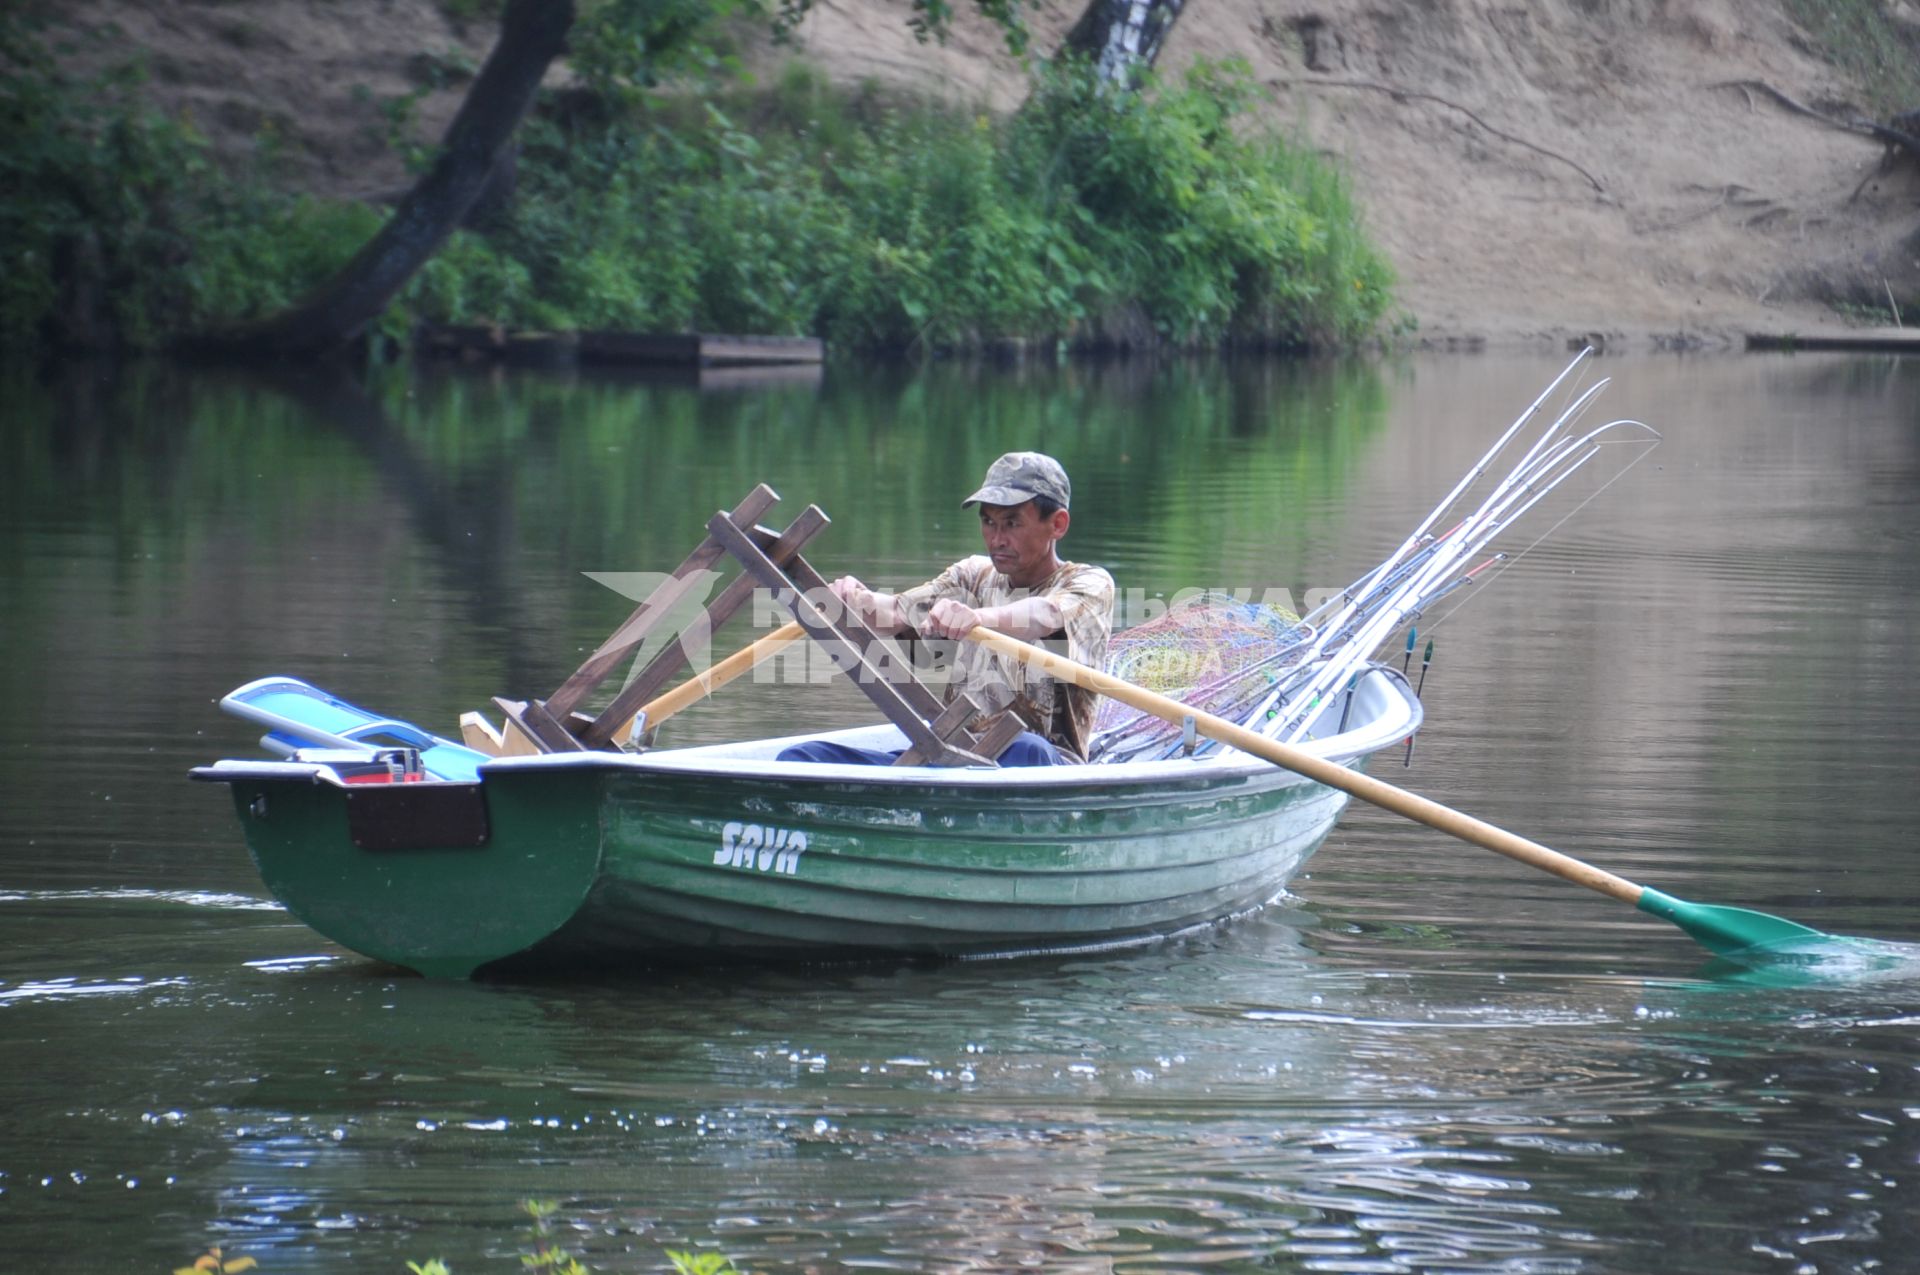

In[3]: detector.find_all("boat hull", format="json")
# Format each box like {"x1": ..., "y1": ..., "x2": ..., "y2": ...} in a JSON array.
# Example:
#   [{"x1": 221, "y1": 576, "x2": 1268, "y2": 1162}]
[
  {"x1": 550, "y1": 763, "x2": 1351, "y2": 962},
  {"x1": 198, "y1": 665, "x2": 1420, "y2": 977},
  {"x1": 220, "y1": 766, "x2": 605, "y2": 979},
  {"x1": 215, "y1": 761, "x2": 1348, "y2": 976}
]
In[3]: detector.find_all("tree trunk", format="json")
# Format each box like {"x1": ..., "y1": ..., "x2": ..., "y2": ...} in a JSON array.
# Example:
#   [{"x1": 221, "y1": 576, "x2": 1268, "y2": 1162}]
[
  {"x1": 191, "y1": 0, "x2": 574, "y2": 358},
  {"x1": 1061, "y1": 0, "x2": 1184, "y2": 84}
]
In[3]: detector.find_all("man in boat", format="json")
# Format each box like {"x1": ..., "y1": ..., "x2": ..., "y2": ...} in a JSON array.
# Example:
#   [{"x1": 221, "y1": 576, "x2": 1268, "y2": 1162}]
[{"x1": 777, "y1": 451, "x2": 1115, "y2": 767}]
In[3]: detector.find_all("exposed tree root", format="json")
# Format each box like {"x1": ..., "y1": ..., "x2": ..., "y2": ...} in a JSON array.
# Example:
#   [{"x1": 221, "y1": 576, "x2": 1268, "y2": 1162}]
[
  {"x1": 1709, "y1": 78, "x2": 1920, "y2": 202},
  {"x1": 1270, "y1": 76, "x2": 1607, "y2": 196}
]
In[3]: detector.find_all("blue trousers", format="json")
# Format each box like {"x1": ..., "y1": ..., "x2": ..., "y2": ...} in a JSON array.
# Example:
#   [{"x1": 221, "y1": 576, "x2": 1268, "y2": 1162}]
[{"x1": 777, "y1": 730, "x2": 1061, "y2": 767}]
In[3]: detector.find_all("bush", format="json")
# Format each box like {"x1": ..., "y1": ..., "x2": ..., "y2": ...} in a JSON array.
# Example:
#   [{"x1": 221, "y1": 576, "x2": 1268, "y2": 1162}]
[
  {"x1": 1, "y1": 11, "x2": 1393, "y2": 356},
  {"x1": 0, "y1": 16, "x2": 393, "y2": 351},
  {"x1": 0, "y1": 15, "x2": 212, "y2": 350},
  {"x1": 492, "y1": 57, "x2": 1393, "y2": 351}
]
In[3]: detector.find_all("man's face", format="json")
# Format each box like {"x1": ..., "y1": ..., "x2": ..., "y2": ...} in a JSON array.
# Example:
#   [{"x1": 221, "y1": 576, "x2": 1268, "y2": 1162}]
[{"x1": 978, "y1": 500, "x2": 1066, "y2": 586}]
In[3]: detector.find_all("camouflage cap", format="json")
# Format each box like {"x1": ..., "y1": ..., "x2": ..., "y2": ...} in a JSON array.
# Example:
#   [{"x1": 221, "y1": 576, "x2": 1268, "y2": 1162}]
[{"x1": 962, "y1": 451, "x2": 1071, "y2": 510}]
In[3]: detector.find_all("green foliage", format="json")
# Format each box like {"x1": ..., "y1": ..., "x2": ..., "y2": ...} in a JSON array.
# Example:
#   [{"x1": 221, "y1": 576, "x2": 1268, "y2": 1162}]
[
  {"x1": 0, "y1": 14, "x2": 221, "y2": 350},
  {"x1": 1000, "y1": 58, "x2": 1393, "y2": 346},
  {"x1": 1783, "y1": 0, "x2": 1920, "y2": 114},
  {"x1": 768, "y1": 0, "x2": 1027, "y2": 56},
  {"x1": 193, "y1": 197, "x2": 389, "y2": 324},
  {"x1": 2, "y1": 6, "x2": 1392, "y2": 356},
  {"x1": 0, "y1": 15, "x2": 394, "y2": 352},
  {"x1": 409, "y1": 228, "x2": 537, "y2": 326},
  {"x1": 172, "y1": 1248, "x2": 258, "y2": 1275},
  {"x1": 571, "y1": 0, "x2": 767, "y2": 98},
  {"x1": 407, "y1": 1262, "x2": 454, "y2": 1275},
  {"x1": 665, "y1": 1252, "x2": 744, "y2": 1275},
  {"x1": 1830, "y1": 293, "x2": 1910, "y2": 327},
  {"x1": 482, "y1": 57, "x2": 1391, "y2": 351},
  {"x1": 369, "y1": 49, "x2": 478, "y2": 173},
  {"x1": 518, "y1": 1199, "x2": 590, "y2": 1275}
]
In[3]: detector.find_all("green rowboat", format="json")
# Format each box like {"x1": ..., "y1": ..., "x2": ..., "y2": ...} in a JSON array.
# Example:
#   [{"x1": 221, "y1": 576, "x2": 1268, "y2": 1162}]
[{"x1": 191, "y1": 665, "x2": 1421, "y2": 978}]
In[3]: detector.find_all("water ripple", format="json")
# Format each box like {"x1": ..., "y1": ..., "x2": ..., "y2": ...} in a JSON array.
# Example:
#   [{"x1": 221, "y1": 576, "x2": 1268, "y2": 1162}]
[
  {"x1": 0, "y1": 888, "x2": 281, "y2": 911},
  {"x1": 0, "y1": 975, "x2": 188, "y2": 1004}
]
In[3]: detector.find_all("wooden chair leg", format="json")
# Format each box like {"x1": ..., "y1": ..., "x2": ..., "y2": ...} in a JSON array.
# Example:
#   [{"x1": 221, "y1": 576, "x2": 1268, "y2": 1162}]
[
  {"x1": 579, "y1": 505, "x2": 830, "y2": 749},
  {"x1": 970, "y1": 713, "x2": 1029, "y2": 764},
  {"x1": 893, "y1": 693, "x2": 989, "y2": 767},
  {"x1": 546, "y1": 484, "x2": 780, "y2": 721}
]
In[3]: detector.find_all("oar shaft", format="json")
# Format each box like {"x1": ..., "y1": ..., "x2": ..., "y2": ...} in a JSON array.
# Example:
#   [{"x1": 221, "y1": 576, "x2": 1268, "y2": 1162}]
[
  {"x1": 616, "y1": 621, "x2": 806, "y2": 742},
  {"x1": 967, "y1": 628, "x2": 1645, "y2": 907}
]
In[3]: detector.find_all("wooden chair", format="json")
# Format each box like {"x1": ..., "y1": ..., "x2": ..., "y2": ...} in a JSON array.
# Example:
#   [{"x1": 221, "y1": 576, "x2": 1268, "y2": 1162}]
[{"x1": 491, "y1": 485, "x2": 1020, "y2": 767}]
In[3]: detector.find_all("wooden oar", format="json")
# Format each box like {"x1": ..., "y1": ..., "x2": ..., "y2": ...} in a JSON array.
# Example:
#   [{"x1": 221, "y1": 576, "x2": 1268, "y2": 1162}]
[
  {"x1": 612, "y1": 622, "x2": 805, "y2": 745},
  {"x1": 966, "y1": 627, "x2": 1845, "y2": 960}
]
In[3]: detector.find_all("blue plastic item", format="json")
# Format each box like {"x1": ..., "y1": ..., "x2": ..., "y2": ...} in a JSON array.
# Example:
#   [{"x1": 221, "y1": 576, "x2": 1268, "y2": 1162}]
[{"x1": 220, "y1": 676, "x2": 489, "y2": 782}]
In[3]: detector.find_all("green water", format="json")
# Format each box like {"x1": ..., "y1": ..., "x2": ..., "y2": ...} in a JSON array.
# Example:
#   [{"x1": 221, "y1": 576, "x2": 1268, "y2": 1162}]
[{"x1": 2, "y1": 352, "x2": 1918, "y2": 1273}]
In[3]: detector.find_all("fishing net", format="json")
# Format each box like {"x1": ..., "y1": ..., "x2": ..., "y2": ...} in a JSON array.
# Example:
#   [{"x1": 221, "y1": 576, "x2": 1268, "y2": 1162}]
[{"x1": 1090, "y1": 592, "x2": 1314, "y2": 763}]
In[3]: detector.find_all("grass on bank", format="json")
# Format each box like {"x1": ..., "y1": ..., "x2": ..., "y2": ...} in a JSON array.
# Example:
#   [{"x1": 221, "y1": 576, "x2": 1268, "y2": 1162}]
[
  {"x1": 2, "y1": 13, "x2": 1394, "y2": 357},
  {"x1": 1783, "y1": 0, "x2": 1920, "y2": 115}
]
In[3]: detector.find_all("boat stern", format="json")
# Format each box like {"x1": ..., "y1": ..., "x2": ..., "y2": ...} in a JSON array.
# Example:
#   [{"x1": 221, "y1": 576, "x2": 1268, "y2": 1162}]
[{"x1": 194, "y1": 759, "x2": 603, "y2": 978}]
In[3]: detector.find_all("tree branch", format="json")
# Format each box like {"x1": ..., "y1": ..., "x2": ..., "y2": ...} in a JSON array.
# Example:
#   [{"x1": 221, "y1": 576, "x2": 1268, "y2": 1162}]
[{"x1": 191, "y1": 0, "x2": 576, "y2": 357}]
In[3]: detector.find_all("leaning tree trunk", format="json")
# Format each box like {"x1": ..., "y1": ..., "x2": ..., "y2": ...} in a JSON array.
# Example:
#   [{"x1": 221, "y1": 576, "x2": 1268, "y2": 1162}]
[
  {"x1": 192, "y1": 0, "x2": 574, "y2": 358},
  {"x1": 1060, "y1": 0, "x2": 1185, "y2": 84}
]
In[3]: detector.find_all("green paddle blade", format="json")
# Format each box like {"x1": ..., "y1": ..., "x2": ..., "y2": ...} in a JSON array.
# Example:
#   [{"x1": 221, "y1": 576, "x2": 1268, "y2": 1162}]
[{"x1": 1636, "y1": 887, "x2": 1832, "y2": 957}]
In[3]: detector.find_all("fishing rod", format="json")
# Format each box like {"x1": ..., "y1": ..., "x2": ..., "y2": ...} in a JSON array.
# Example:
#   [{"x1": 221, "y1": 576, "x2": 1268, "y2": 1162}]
[
  {"x1": 1089, "y1": 364, "x2": 1656, "y2": 763},
  {"x1": 1234, "y1": 540, "x2": 1459, "y2": 744},
  {"x1": 1418, "y1": 426, "x2": 1662, "y2": 641},
  {"x1": 1320, "y1": 359, "x2": 1600, "y2": 596},
  {"x1": 1162, "y1": 546, "x2": 1481, "y2": 759},
  {"x1": 1312, "y1": 531, "x2": 1463, "y2": 631},
  {"x1": 1271, "y1": 417, "x2": 1647, "y2": 743},
  {"x1": 1315, "y1": 544, "x2": 1502, "y2": 655},
  {"x1": 1359, "y1": 554, "x2": 1506, "y2": 653},
  {"x1": 1295, "y1": 510, "x2": 1504, "y2": 657},
  {"x1": 1273, "y1": 525, "x2": 1489, "y2": 740},
  {"x1": 1330, "y1": 351, "x2": 1596, "y2": 613},
  {"x1": 1285, "y1": 374, "x2": 1611, "y2": 681},
  {"x1": 1082, "y1": 502, "x2": 1467, "y2": 758},
  {"x1": 1271, "y1": 553, "x2": 1501, "y2": 747},
  {"x1": 1233, "y1": 403, "x2": 1643, "y2": 749},
  {"x1": 1408, "y1": 553, "x2": 1505, "y2": 616}
]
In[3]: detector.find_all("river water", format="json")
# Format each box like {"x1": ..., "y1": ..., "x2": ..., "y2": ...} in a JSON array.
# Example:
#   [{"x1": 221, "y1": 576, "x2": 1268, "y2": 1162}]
[{"x1": 2, "y1": 351, "x2": 1917, "y2": 1273}]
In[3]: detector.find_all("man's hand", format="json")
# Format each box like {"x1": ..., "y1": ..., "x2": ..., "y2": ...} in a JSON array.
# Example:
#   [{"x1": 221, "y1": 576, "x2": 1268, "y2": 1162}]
[
  {"x1": 924, "y1": 597, "x2": 983, "y2": 640},
  {"x1": 830, "y1": 575, "x2": 901, "y2": 633},
  {"x1": 829, "y1": 575, "x2": 872, "y2": 620}
]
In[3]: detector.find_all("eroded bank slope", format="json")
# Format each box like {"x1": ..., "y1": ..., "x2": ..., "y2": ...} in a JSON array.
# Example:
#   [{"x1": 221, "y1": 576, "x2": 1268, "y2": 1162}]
[{"x1": 791, "y1": 0, "x2": 1920, "y2": 349}]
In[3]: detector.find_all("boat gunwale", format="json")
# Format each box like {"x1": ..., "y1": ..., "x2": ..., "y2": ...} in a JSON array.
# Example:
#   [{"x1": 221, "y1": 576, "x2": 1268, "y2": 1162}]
[
  {"x1": 192, "y1": 664, "x2": 1421, "y2": 794},
  {"x1": 497, "y1": 662, "x2": 1421, "y2": 790}
]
